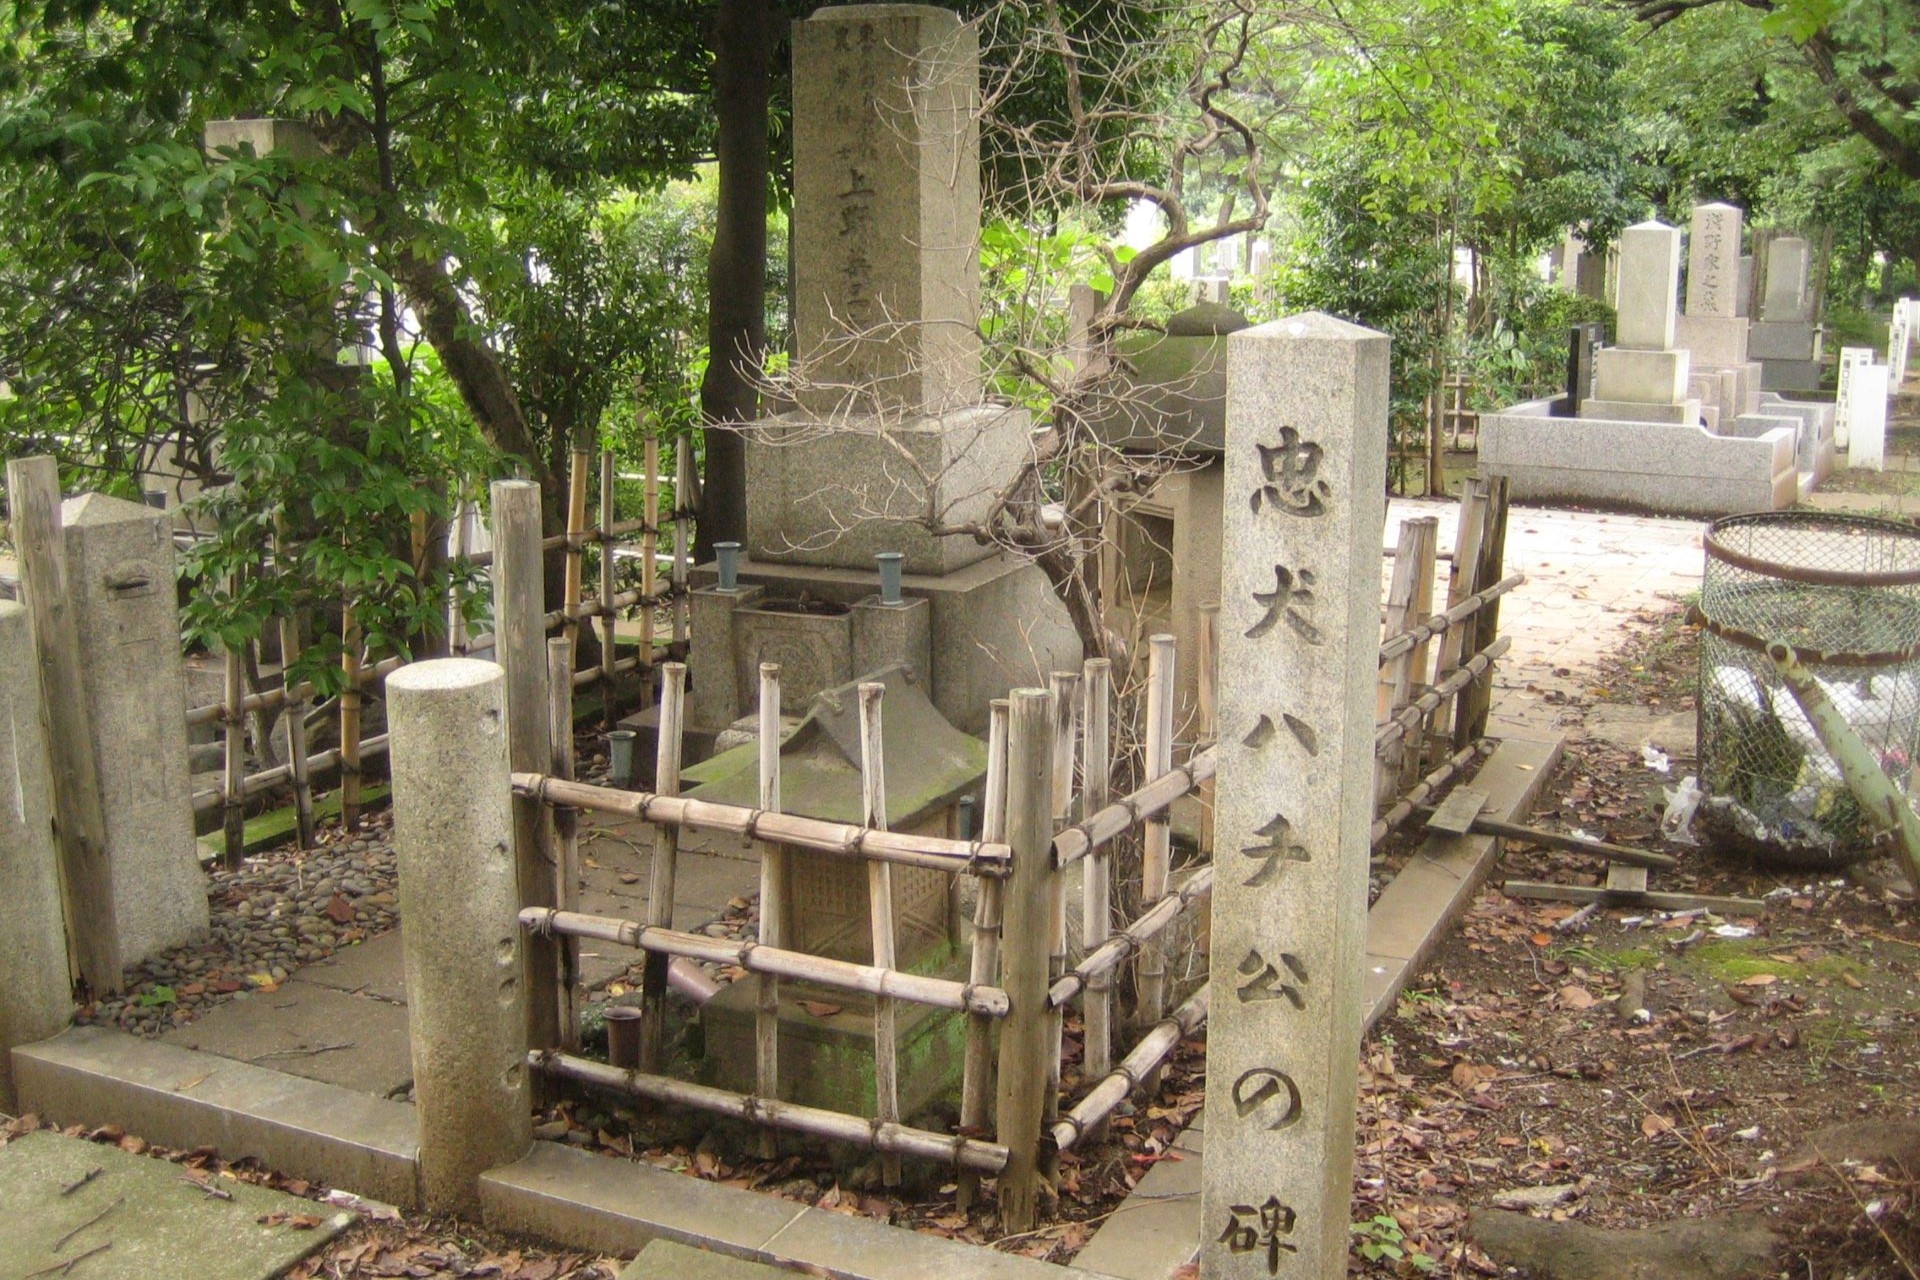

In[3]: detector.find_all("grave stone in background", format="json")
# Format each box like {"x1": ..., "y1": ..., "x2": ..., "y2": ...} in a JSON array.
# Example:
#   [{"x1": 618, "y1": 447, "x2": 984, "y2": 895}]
[
  {"x1": 1752, "y1": 234, "x2": 1823, "y2": 390},
  {"x1": 1835, "y1": 347, "x2": 1875, "y2": 451},
  {"x1": 1675, "y1": 202, "x2": 1762, "y2": 429},
  {"x1": 1579, "y1": 220, "x2": 1699, "y2": 426},
  {"x1": 1204, "y1": 312, "x2": 1386, "y2": 1276},
  {"x1": 62, "y1": 493, "x2": 208, "y2": 963},
  {"x1": 1555, "y1": 321, "x2": 1605, "y2": 418},
  {"x1": 1891, "y1": 298, "x2": 1914, "y2": 388},
  {"x1": 1850, "y1": 363, "x2": 1890, "y2": 472}
]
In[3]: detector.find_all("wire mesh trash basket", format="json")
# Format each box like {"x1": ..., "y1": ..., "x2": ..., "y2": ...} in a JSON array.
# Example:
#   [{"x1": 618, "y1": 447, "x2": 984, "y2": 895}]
[{"x1": 1698, "y1": 512, "x2": 1920, "y2": 866}]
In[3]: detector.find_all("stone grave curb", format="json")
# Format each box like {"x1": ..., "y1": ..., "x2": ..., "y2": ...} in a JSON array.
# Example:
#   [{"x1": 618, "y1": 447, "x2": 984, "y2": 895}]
[
  {"x1": 480, "y1": 1140, "x2": 1128, "y2": 1280},
  {"x1": 12, "y1": 1025, "x2": 421, "y2": 1208},
  {"x1": 1072, "y1": 732, "x2": 1564, "y2": 1280}
]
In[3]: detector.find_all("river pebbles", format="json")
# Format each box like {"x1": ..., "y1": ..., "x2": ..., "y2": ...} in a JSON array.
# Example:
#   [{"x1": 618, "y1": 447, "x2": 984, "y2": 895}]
[{"x1": 76, "y1": 812, "x2": 399, "y2": 1037}]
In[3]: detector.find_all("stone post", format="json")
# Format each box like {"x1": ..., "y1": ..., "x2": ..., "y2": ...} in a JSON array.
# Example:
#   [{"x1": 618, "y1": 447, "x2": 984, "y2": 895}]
[
  {"x1": 1762, "y1": 236, "x2": 1811, "y2": 323},
  {"x1": 62, "y1": 492, "x2": 209, "y2": 962},
  {"x1": 1202, "y1": 313, "x2": 1387, "y2": 1278},
  {"x1": 388, "y1": 659, "x2": 531, "y2": 1214},
  {"x1": 1850, "y1": 363, "x2": 1891, "y2": 473},
  {"x1": 0, "y1": 601, "x2": 72, "y2": 1109},
  {"x1": 1685, "y1": 203, "x2": 1742, "y2": 319}
]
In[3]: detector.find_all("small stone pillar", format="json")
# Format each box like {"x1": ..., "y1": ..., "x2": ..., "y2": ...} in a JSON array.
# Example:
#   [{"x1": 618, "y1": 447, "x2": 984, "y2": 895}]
[
  {"x1": 0, "y1": 601, "x2": 72, "y2": 1109},
  {"x1": 62, "y1": 493, "x2": 208, "y2": 961},
  {"x1": 1203, "y1": 313, "x2": 1387, "y2": 1277},
  {"x1": 387, "y1": 658, "x2": 530, "y2": 1214}
]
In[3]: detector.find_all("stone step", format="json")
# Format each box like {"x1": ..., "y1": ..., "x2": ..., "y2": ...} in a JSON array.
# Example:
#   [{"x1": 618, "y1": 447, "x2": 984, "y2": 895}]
[{"x1": 620, "y1": 1238, "x2": 796, "y2": 1279}]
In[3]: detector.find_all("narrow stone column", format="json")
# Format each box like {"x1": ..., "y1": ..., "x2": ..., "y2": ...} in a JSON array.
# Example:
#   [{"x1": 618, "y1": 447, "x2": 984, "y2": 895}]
[
  {"x1": 0, "y1": 601, "x2": 72, "y2": 1109},
  {"x1": 387, "y1": 658, "x2": 531, "y2": 1214},
  {"x1": 1202, "y1": 313, "x2": 1388, "y2": 1278}
]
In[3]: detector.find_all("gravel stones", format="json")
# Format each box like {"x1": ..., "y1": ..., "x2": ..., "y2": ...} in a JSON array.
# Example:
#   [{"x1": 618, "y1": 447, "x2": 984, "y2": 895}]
[{"x1": 76, "y1": 814, "x2": 399, "y2": 1037}]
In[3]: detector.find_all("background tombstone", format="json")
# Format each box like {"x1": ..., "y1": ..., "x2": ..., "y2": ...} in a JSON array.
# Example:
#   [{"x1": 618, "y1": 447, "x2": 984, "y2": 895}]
[
  {"x1": 1835, "y1": 347, "x2": 1875, "y2": 450},
  {"x1": 1202, "y1": 312, "x2": 1387, "y2": 1277},
  {"x1": 1675, "y1": 203, "x2": 1762, "y2": 428},
  {"x1": 1752, "y1": 235, "x2": 1823, "y2": 390},
  {"x1": 63, "y1": 493, "x2": 209, "y2": 962},
  {"x1": 1850, "y1": 363, "x2": 1891, "y2": 472},
  {"x1": 1580, "y1": 220, "x2": 1698, "y2": 425},
  {"x1": 0, "y1": 601, "x2": 72, "y2": 1109}
]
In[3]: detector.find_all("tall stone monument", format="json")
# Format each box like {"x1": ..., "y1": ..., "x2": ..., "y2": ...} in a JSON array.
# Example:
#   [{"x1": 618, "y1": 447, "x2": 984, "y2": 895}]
[
  {"x1": 1203, "y1": 313, "x2": 1386, "y2": 1277},
  {"x1": 1835, "y1": 346, "x2": 1875, "y2": 451},
  {"x1": 1674, "y1": 202, "x2": 1763, "y2": 430},
  {"x1": 1751, "y1": 234, "x2": 1823, "y2": 390},
  {"x1": 1579, "y1": 220, "x2": 1699, "y2": 426},
  {"x1": 63, "y1": 494, "x2": 208, "y2": 962},
  {"x1": 692, "y1": 4, "x2": 1078, "y2": 744}
]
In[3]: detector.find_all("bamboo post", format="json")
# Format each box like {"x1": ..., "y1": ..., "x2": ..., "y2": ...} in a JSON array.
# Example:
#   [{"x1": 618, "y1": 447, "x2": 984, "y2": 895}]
[
  {"x1": 1375, "y1": 520, "x2": 1426, "y2": 809},
  {"x1": 1455, "y1": 477, "x2": 1509, "y2": 750},
  {"x1": 1049, "y1": 671, "x2": 1079, "y2": 824},
  {"x1": 4, "y1": 457, "x2": 118, "y2": 992},
  {"x1": 1044, "y1": 672, "x2": 1076, "y2": 1148},
  {"x1": 1396, "y1": 519, "x2": 1441, "y2": 795},
  {"x1": 1196, "y1": 603, "x2": 1219, "y2": 857},
  {"x1": 671, "y1": 435, "x2": 692, "y2": 655},
  {"x1": 857, "y1": 681, "x2": 902, "y2": 1188},
  {"x1": 1432, "y1": 480, "x2": 1489, "y2": 754},
  {"x1": 547, "y1": 637, "x2": 581, "y2": 1051},
  {"x1": 563, "y1": 444, "x2": 590, "y2": 656},
  {"x1": 1080, "y1": 658, "x2": 1115, "y2": 1093},
  {"x1": 755, "y1": 663, "x2": 786, "y2": 1158},
  {"x1": 598, "y1": 449, "x2": 619, "y2": 729},
  {"x1": 493, "y1": 478, "x2": 561, "y2": 1053},
  {"x1": 450, "y1": 494, "x2": 472, "y2": 655},
  {"x1": 339, "y1": 599, "x2": 363, "y2": 831},
  {"x1": 222, "y1": 580, "x2": 248, "y2": 866},
  {"x1": 994, "y1": 688, "x2": 1055, "y2": 1234},
  {"x1": 641, "y1": 433, "x2": 660, "y2": 698},
  {"x1": 1137, "y1": 634, "x2": 1175, "y2": 1044},
  {"x1": 639, "y1": 662, "x2": 687, "y2": 1071},
  {"x1": 279, "y1": 610, "x2": 317, "y2": 850},
  {"x1": 956, "y1": 698, "x2": 1009, "y2": 1213}
]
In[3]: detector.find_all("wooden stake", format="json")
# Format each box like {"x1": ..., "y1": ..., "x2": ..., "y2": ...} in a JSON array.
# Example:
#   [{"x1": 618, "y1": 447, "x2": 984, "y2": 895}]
[
  {"x1": 563, "y1": 445, "x2": 590, "y2": 655},
  {"x1": 450, "y1": 494, "x2": 472, "y2": 656},
  {"x1": 956, "y1": 698, "x2": 1009, "y2": 1213},
  {"x1": 639, "y1": 662, "x2": 686, "y2": 1072},
  {"x1": 1432, "y1": 480, "x2": 1488, "y2": 753},
  {"x1": 493, "y1": 479, "x2": 560, "y2": 1053},
  {"x1": 548, "y1": 637, "x2": 581, "y2": 1051},
  {"x1": 1044, "y1": 673, "x2": 1076, "y2": 1148},
  {"x1": 339, "y1": 600, "x2": 363, "y2": 832},
  {"x1": 1396, "y1": 519, "x2": 1441, "y2": 795},
  {"x1": 4, "y1": 456, "x2": 118, "y2": 992},
  {"x1": 671, "y1": 436, "x2": 692, "y2": 656},
  {"x1": 858, "y1": 681, "x2": 902, "y2": 1188},
  {"x1": 222, "y1": 579, "x2": 248, "y2": 866},
  {"x1": 755, "y1": 662, "x2": 786, "y2": 1157},
  {"x1": 1455, "y1": 477, "x2": 1509, "y2": 750},
  {"x1": 1080, "y1": 658, "x2": 1114, "y2": 1086},
  {"x1": 993, "y1": 688, "x2": 1055, "y2": 1233},
  {"x1": 641, "y1": 434, "x2": 659, "y2": 695},
  {"x1": 1137, "y1": 634, "x2": 1176, "y2": 1042},
  {"x1": 279, "y1": 612, "x2": 316, "y2": 851},
  {"x1": 599, "y1": 450, "x2": 618, "y2": 729},
  {"x1": 1375, "y1": 520, "x2": 1426, "y2": 809}
]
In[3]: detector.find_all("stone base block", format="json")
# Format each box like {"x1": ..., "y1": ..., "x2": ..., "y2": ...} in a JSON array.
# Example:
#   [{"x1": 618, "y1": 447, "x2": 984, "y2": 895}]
[
  {"x1": 1593, "y1": 346, "x2": 1690, "y2": 403},
  {"x1": 1482, "y1": 399, "x2": 1798, "y2": 516},
  {"x1": 701, "y1": 981, "x2": 963, "y2": 1117},
  {"x1": 1676, "y1": 312, "x2": 1749, "y2": 367},
  {"x1": 1760, "y1": 357, "x2": 1823, "y2": 392},
  {"x1": 687, "y1": 552, "x2": 1079, "y2": 738},
  {"x1": 1577, "y1": 397, "x2": 1702, "y2": 426},
  {"x1": 743, "y1": 404, "x2": 1032, "y2": 576},
  {"x1": 1749, "y1": 321, "x2": 1817, "y2": 361}
]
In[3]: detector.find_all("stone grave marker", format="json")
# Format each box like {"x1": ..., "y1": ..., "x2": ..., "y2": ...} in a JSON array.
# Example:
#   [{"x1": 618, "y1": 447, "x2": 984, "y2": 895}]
[
  {"x1": 1581, "y1": 220, "x2": 1697, "y2": 424},
  {"x1": 1850, "y1": 363, "x2": 1891, "y2": 472},
  {"x1": 1202, "y1": 312, "x2": 1387, "y2": 1277},
  {"x1": 1762, "y1": 236, "x2": 1811, "y2": 323},
  {"x1": 1685, "y1": 202, "x2": 1741, "y2": 318},
  {"x1": 1891, "y1": 298, "x2": 1913, "y2": 388},
  {"x1": 1835, "y1": 347, "x2": 1875, "y2": 451}
]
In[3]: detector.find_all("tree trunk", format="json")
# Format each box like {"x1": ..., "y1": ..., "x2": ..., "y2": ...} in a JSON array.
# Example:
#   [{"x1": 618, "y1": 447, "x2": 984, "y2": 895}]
[{"x1": 697, "y1": 0, "x2": 771, "y2": 558}]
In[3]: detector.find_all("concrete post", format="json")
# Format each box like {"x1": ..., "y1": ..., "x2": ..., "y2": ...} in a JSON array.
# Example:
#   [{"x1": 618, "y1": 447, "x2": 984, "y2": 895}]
[
  {"x1": 387, "y1": 658, "x2": 531, "y2": 1214},
  {"x1": 1202, "y1": 313, "x2": 1388, "y2": 1278},
  {"x1": 0, "y1": 601, "x2": 72, "y2": 1109}
]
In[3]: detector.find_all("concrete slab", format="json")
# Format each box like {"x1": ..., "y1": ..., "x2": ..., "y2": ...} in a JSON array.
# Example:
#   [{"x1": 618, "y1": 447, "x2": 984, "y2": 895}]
[
  {"x1": 0, "y1": 1128, "x2": 350, "y2": 1280},
  {"x1": 1069, "y1": 1145, "x2": 1201, "y2": 1280},
  {"x1": 298, "y1": 929, "x2": 408, "y2": 1004},
  {"x1": 13, "y1": 1027, "x2": 421, "y2": 1208},
  {"x1": 163, "y1": 981, "x2": 414, "y2": 1098},
  {"x1": 621, "y1": 1239, "x2": 793, "y2": 1279}
]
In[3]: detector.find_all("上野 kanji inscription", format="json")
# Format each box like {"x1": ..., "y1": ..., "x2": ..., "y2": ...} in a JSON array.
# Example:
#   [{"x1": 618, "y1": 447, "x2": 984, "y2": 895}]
[{"x1": 1203, "y1": 313, "x2": 1389, "y2": 1277}]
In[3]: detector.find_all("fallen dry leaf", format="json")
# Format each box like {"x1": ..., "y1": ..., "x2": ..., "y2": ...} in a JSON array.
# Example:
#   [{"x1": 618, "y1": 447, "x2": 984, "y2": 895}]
[
  {"x1": 1641, "y1": 1113, "x2": 1676, "y2": 1138},
  {"x1": 1558, "y1": 985, "x2": 1597, "y2": 1010}
]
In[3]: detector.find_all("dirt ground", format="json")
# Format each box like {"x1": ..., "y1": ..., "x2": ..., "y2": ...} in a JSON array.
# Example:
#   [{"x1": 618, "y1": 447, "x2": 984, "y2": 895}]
[{"x1": 1353, "y1": 602, "x2": 1920, "y2": 1279}]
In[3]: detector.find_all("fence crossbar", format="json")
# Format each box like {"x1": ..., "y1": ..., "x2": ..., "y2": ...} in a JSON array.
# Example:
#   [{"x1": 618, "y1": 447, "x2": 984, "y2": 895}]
[
  {"x1": 1377, "y1": 573, "x2": 1523, "y2": 667},
  {"x1": 1373, "y1": 636, "x2": 1511, "y2": 754},
  {"x1": 511, "y1": 773, "x2": 1011, "y2": 876},
  {"x1": 530, "y1": 1051, "x2": 1009, "y2": 1173},
  {"x1": 1050, "y1": 984, "x2": 1209, "y2": 1154},
  {"x1": 1048, "y1": 863, "x2": 1214, "y2": 1009},
  {"x1": 519, "y1": 908, "x2": 1010, "y2": 1016},
  {"x1": 1052, "y1": 748, "x2": 1217, "y2": 869}
]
